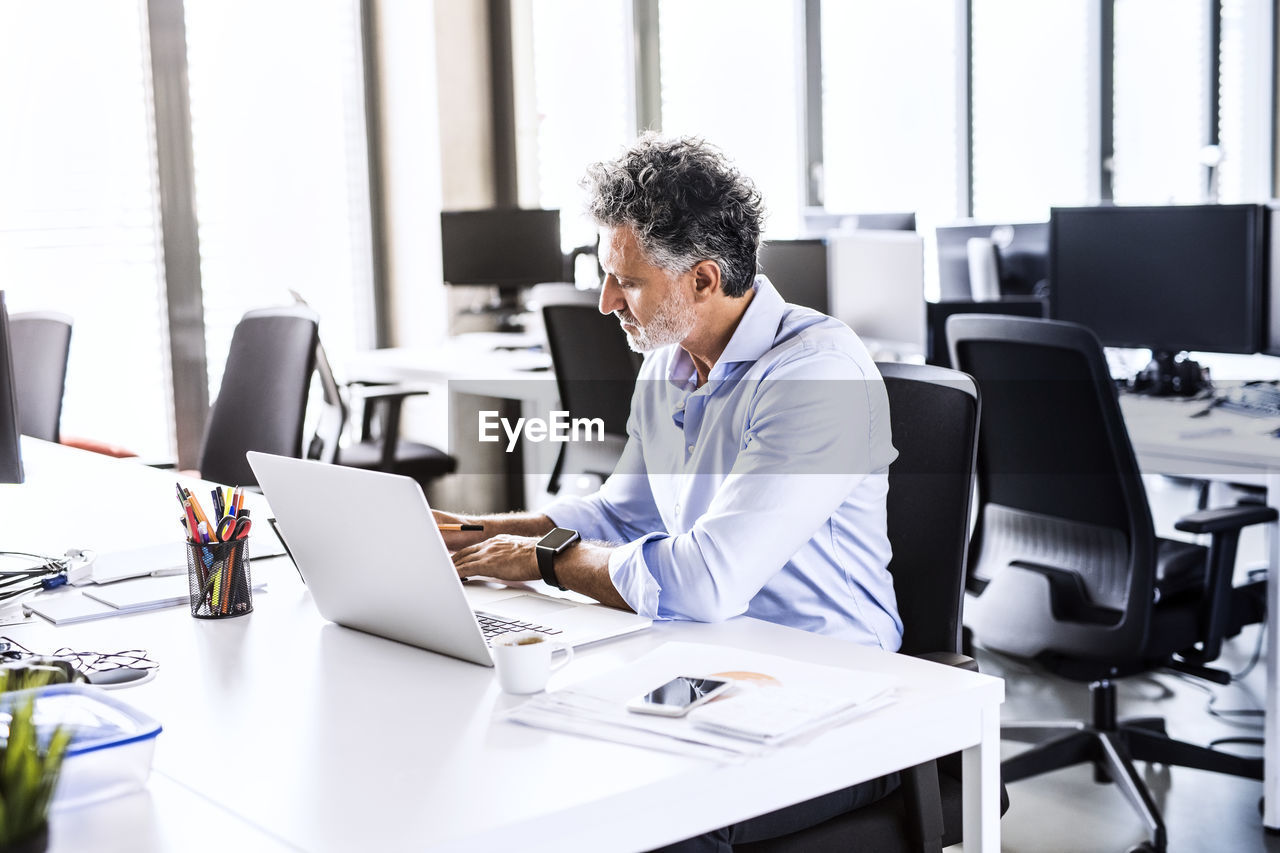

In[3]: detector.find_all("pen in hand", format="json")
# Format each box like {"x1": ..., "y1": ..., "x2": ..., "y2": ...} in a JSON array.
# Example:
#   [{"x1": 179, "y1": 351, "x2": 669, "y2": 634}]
[{"x1": 437, "y1": 524, "x2": 484, "y2": 532}]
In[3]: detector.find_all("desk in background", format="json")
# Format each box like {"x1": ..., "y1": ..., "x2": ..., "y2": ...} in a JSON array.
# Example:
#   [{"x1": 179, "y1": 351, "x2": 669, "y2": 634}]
[
  {"x1": 347, "y1": 333, "x2": 559, "y2": 511},
  {"x1": 6, "y1": 439, "x2": 1004, "y2": 853},
  {"x1": 1121, "y1": 393, "x2": 1280, "y2": 830}
]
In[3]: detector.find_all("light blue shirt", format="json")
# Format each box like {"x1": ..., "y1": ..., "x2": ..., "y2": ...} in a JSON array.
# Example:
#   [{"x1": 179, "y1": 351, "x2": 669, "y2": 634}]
[{"x1": 544, "y1": 276, "x2": 902, "y2": 650}]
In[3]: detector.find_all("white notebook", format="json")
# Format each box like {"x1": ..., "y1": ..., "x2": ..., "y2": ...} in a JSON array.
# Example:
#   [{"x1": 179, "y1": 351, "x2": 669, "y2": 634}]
[
  {"x1": 23, "y1": 593, "x2": 119, "y2": 625},
  {"x1": 82, "y1": 575, "x2": 194, "y2": 611},
  {"x1": 25, "y1": 578, "x2": 267, "y2": 625}
]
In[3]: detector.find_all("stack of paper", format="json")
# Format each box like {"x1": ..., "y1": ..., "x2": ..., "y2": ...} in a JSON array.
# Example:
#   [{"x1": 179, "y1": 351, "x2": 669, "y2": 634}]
[
  {"x1": 504, "y1": 642, "x2": 897, "y2": 761},
  {"x1": 689, "y1": 685, "x2": 886, "y2": 744}
]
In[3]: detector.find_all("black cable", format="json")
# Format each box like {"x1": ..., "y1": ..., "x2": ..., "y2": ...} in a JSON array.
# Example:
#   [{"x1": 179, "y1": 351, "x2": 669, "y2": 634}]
[
  {"x1": 1161, "y1": 621, "x2": 1268, "y2": 727},
  {"x1": 0, "y1": 636, "x2": 158, "y2": 682},
  {"x1": 0, "y1": 552, "x2": 71, "y2": 603}
]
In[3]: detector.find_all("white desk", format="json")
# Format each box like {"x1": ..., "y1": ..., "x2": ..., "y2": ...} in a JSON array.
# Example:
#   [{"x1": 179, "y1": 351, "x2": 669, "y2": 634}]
[
  {"x1": 0, "y1": 440, "x2": 281, "y2": 584},
  {"x1": 348, "y1": 334, "x2": 561, "y2": 509},
  {"x1": 348, "y1": 332, "x2": 556, "y2": 404},
  {"x1": 1121, "y1": 394, "x2": 1280, "y2": 829},
  {"x1": 5, "y1": 440, "x2": 1004, "y2": 852}
]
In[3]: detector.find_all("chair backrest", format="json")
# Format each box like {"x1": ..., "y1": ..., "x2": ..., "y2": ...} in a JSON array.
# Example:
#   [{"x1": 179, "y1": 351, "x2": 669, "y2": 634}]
[
  {"x1": 878, "y1": 362, "x2": 981, "y2": 657},
  {"x1": 541, "y1": 303, "x2": 641, "y2": 435},
  {"x1": 8, "y1": 312, "x2": 73, "y2": 443},
  {"x1": 925, "y1": 297, "x2": 1047, "y2": 369},
  {"x1": 541, "y1": 304, "x2": 641, "y2": 493},
  {"x1": 287, "y1": 289, "x2": 346, "y2": 465},
  {"x1": 946, "y1": 314, "x2": 1155, "y2": 657},
  {"x1": 199, "y1": 305, "x2": 320, "y2": 487},
  {"x1": 306, "y1": 336, "x2": 348, "y2": 465}
]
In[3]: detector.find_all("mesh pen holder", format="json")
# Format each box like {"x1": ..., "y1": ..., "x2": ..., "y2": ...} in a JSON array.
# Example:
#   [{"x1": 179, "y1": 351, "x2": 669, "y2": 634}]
[{"x1": 186, "y1": 540, "x2": 253, "y2": 618}]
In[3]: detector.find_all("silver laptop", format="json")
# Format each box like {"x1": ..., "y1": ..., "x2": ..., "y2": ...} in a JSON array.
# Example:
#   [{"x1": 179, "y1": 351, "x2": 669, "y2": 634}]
[{"x1": 247, "y1": 451, "x2": 651, "y2": 666}]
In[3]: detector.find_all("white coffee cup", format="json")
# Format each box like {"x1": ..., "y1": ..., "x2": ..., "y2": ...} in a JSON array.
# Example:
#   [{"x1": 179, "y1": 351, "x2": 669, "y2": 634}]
[{"x1": 492, "y1": 631, "x2": 573, "y2": 694}]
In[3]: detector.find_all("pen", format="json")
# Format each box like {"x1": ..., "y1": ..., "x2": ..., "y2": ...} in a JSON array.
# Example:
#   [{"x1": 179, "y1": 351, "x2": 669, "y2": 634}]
[
  {"x1": 437, "y1": 524, "x2": 484, "y2": 531},
  {"x1": 182, "y1": 500, "x2": 200, "y2": 541},
  {"x1": 188, "y1": 495, "x2": 217, "y2": 541}
]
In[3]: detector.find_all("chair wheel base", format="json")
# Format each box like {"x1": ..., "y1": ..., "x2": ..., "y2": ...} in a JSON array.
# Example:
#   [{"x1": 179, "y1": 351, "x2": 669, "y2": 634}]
[{"x1": 1126, "y1": 843, "x2": 1160, "y2": 853}]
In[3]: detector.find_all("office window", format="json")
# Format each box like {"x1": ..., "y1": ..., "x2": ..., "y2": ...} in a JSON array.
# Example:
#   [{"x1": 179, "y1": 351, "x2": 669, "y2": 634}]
[
  {"x1": 1111, "y1": 0, "x2": 1209, "y2": 204},
  {"x1": 1217, "y1": 0, "x2": 1272, "y2": 202},
  {"x1": 820, "y1": 0, "x2": 962, "y2": 226},
  {"x1": 658, "y1": 0, "x2": 803, "y2": 237},
  {"x1": 184, "y1": 0, "x2": 376, "y2": 397},
  {"x1": 524, "y1": 0, "x2": 633, "y2": 255},
  {"x1": 971, "y1": 0, "x2": 1093, "y2": 221},
  {"x1": 0, "y1": 1, "x2": 174, "y2": 458}
]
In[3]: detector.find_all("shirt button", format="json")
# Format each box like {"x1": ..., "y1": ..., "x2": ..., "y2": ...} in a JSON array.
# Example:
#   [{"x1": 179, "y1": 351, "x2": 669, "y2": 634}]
[
  {"x1": 675, "y1": 502, "x2": 681, "y2": 514},
  {"x1": 687, "y1": 445, "x2": 695, "y2": 453}
]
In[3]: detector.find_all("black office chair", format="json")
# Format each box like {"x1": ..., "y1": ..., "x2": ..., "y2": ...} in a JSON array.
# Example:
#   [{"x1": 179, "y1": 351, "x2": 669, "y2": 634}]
[
  {"x1": 309, "y1": 339, "x2": 457, "y2": 489},
  {"x1": 197, "y1": 305, "x2": 320, "y2": 487},
  {"x1": 8, "y1": 311, "x2": 73, "y2": 442},
  {"x1": 288, "y1": 289, "x2": 456, "y2": 490},
  {"x1": 925, "y1": 297, "x2": 1047, "y2": 370},
  {"x1": 541, "y1": 303, "x2": 641, "y2": 495},
  {"x1": 948, "y1": 315, "x2": 1275, "y2": 853},
  {"x1": 740, "y1": 362, "x2": 1001, "y2": 853}
]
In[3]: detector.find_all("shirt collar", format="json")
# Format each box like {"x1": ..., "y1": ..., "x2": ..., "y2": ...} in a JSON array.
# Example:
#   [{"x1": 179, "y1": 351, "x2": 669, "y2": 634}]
[{"x1": 666, "y1": 275, "x2": 785, "y2": 387}]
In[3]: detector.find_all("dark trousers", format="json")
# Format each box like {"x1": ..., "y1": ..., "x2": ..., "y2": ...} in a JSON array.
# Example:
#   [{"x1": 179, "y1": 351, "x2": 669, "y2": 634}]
[{"x1": 648, "y1": 772, "x2": 900, "y2": 853}]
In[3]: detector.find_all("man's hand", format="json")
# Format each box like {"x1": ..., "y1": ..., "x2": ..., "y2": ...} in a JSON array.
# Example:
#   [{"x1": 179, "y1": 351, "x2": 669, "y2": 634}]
[
  {"x1": 451, "y1": 534, "x2": 540, "y2": 583},
  {"x1": 432, "y1": 509, "x2": 488, "y2": 550}
]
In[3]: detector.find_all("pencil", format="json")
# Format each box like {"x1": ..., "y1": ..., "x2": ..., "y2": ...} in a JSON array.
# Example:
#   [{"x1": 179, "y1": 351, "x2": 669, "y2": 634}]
[{"x1": 437, "y1": 524, "x2": 484, "y2": 531}]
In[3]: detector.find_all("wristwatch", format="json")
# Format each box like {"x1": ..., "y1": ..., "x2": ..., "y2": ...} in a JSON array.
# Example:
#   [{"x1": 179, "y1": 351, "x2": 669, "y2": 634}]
[{"x1": 535, "y1": 527, "x2": 580, "y2": 590}]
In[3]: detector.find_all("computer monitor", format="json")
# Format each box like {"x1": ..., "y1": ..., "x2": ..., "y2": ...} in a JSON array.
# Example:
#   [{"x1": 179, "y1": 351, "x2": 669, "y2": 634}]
[
  {"x1": 440, "y1": 208, "x2": 565, "y2": 288},
  {"x1": 441, "y1": 208, "x2": 566, "y2": 331},
  {"x1": 758, "y1": 239, "x2": 830, "y2": 314},
  {"x1": 0, "y1": 292, "x2": 24, "y2": 484},
  {"x1": 1050, "y1": 204, "x2": 1264, "y2": 391},
  {"x1": 935, "y1": 222, "x2": 1049, "y2": 300},
  {"x1": 828, "y1": 231, "x2": 926, "y2": 358},
  {"x1": 801, "y1": 208, "x2": 916, "y2": 235}
]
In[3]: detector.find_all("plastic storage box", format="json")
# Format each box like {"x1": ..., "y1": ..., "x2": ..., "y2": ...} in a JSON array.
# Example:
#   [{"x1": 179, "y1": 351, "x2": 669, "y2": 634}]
[{"x1": 0, "y1": 683, "x2": 162, "y2": 809}]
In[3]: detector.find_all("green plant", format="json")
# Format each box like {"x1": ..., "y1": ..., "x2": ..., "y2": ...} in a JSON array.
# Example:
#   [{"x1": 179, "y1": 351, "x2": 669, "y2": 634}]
[{"x1": 0, "y1": 673, "x2": 70, "y2": 847}]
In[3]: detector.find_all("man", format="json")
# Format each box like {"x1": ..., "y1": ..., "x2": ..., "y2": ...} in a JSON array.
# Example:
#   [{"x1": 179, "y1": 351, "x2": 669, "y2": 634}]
[{"x1": 436, "y1": 135, "x2": 901, "y2": 848}]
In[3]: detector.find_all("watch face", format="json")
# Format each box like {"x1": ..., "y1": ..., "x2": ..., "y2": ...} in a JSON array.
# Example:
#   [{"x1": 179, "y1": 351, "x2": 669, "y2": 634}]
[{"x1": 541, "y1": 527, "x2": 579, "y2": 551}]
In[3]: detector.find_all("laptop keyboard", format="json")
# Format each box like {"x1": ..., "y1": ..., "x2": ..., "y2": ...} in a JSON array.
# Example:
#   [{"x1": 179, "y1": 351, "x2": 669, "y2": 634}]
[{"x1": 474, "y1": 611, "x2": 563, "y2": 644}]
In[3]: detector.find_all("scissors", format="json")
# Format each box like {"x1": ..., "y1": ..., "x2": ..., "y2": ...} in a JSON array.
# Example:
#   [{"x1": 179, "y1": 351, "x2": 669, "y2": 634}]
[{"x1": 216, "y1": 515, "x2": 252, "y2": 542}]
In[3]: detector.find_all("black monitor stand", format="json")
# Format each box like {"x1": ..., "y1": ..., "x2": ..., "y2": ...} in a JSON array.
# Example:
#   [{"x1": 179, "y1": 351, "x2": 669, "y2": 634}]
[
  {"x1": 1131, "y1": 350, "x2": 1208, "y2": 397},
  {"x1": 459, "y1": 286, "x2": 527, "y2": 333}
]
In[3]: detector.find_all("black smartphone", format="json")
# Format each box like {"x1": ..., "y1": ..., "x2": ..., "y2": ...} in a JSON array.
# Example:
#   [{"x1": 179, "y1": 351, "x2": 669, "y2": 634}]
[{"x1": 625, "y1": 675, "x2": 733, "y2": 717}]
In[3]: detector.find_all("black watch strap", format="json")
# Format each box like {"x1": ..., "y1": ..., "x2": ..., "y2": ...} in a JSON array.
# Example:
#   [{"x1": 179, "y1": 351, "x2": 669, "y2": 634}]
[{"x1": 536, "y1": 546, "x2": 566, "y2": 590}]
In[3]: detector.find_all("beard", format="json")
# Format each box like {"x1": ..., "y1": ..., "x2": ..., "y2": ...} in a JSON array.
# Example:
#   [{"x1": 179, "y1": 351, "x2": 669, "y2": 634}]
[{"x1": 615, "y1": 290, "x2": 697, "y2": 352}]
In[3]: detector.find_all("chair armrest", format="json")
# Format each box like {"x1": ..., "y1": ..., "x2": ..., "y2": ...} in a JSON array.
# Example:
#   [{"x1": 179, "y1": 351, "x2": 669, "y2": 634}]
[
  {"x1": 912, "y1": 651, "x2": 978, "y2": 672},
  {"x1": 1174, "y1": 504, "x2": 1278, "y2": 534},
  {"x1": 345, "y1": 382, "x2": 439, "y2": 466},
  {"x1": 1176, "y1": 504, "x2": 1277, "y2": 667},
  {"x1": 346, "y1": 382, "x2": 435, "y2": 403}
]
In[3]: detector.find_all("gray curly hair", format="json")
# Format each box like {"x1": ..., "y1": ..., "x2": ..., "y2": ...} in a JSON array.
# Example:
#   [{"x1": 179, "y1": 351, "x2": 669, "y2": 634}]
[{"x1": 580, "y1": 134, "x2": 765, "y2": 298}]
